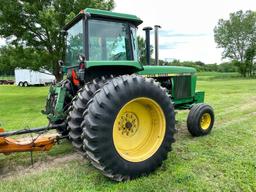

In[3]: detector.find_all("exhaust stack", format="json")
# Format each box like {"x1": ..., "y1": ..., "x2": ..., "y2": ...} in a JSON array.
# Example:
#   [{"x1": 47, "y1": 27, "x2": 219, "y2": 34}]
[
  {"x1": 143, "y1": 27, "x2": 153, "y2": 65},
  {"x1": 154, "y1": 25, "x2": 161, "y2": 66}
]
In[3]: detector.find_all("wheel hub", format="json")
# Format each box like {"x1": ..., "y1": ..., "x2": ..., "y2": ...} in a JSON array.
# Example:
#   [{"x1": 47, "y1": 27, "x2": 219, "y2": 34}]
[
  {"x1": 117, "y1": 112, "x2": 138, "y2": 137},
  {"x1": 113, "y1": 97, "x2": 166, "y2": 162},
  {"x1": 200, "y1": 113, "x2": 211, "y2": 130}
]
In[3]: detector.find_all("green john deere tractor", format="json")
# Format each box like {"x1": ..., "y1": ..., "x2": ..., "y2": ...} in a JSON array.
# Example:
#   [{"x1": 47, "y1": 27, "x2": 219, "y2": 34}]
[{"x1": 43, "y1": 8, "x2": 214, "y2": 181}]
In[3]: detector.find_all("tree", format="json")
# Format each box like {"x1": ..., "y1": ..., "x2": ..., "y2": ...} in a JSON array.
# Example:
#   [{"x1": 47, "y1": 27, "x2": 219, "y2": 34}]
[
  {"x1": 137, "y1": 36, "x2": 153, "y2": 65},
  {"x1": 245, "y1": 45, "x2": 256, "y2": 76},
  {"x1": 0, "y1": 0, "x2": 114, "y2": 80},
  {"x1": 0, "y1": 45, "x2": 51, "y2": 74},
  {"x1": 137, "y1": 36, "x2": 147, "y2": 64},
  {"x1": 214, "y1": 10, "x2": 256, "y2": 77}
]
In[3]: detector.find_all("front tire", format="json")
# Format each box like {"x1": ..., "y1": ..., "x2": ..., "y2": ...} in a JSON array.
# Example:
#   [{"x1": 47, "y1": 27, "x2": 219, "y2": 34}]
[
  {"x1": 82, "y1": 75, "x2": 175, "y2": 181},
  {"x1": 187, "y1": 103, "x2": 214, "y2": 136}
]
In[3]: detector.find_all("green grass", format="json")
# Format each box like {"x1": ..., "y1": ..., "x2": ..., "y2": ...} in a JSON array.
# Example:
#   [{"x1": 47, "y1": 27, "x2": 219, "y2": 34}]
[
  {"x1": 0, "y1": 85, "x2": 49, "y2": 130},
  {"x1": 0, "y1": 72, "x2": 256, "y2": 192},
  {"x1": 197, "y1": 72, "x2": 240, "y2": 81}
]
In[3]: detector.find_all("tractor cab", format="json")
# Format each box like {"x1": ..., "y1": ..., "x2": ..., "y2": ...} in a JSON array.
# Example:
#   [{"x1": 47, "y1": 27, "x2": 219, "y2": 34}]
[{"x1": 62, "y1": 8, "x2": 143, "y2": 78}]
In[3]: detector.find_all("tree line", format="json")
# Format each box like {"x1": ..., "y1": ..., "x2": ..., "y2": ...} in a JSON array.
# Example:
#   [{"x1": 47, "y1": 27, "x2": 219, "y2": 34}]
[{"x1": 164, "y1": 60, "x2": 238, "y2": 73}]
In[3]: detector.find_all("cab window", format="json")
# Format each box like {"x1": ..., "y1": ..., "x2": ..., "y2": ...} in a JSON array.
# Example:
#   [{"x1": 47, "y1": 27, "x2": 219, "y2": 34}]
[
  {"x1": 66, "y1": 20, "x2": 83, "y2": 66},
  {"x1": 88, "y1": 19, "x2": 132, "y2": 61}
]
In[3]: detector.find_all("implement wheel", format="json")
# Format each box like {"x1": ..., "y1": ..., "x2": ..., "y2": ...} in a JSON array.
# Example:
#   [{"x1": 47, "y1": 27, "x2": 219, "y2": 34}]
[
  {"x1": 82, "y1": 75, "x2": 175, "y2": 181},
  {"x1": 187, "y1": 103, "x2": 214, "y2": 136}
]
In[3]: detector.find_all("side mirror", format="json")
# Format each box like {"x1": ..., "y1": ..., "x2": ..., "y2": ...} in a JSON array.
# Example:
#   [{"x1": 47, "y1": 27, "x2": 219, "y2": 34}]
[
  {"x1": 58, "y1": 60, "x2": 64, "y2": 67},
  {"x1": 78, "y1": 54, "x2": 85, "y2": 62}
]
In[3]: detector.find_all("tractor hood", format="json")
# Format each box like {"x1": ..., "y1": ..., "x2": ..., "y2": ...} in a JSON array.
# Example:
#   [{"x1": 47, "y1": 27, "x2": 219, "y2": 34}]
[{"x1": 138, "y1": 66, "x2": 196, "y2": 77}]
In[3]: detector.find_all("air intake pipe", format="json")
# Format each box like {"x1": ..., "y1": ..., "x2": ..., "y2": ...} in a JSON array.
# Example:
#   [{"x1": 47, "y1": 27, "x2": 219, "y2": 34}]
[
  {"x1": 154, "y1": 25, "x2": 161, "y2": 66},
  {"x1": 143, "y1": 27, "x2": 153, "y2": 65}
]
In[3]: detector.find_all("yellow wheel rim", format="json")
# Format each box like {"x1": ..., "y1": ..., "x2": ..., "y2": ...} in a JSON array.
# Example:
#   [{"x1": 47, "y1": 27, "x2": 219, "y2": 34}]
[
  {"x1": 113, "y1": 97, "x2": 166, "y2": 162},
  {"x1": 200, "y1": 113, "x2": 211, "y2": 130}
]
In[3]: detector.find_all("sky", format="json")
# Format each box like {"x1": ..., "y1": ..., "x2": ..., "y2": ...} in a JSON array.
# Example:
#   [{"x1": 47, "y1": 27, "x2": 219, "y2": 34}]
[
  {"x1": 114, "y1": 0, "x2": 256, "y2": 64},
  {"x1": 0, "y1": 0, "x2": 255, "y2": 64}
]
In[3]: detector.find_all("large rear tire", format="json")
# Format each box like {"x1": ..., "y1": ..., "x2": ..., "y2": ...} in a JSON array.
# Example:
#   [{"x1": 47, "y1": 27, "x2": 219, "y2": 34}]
[
  {"x1": 82, "y1": 75, "x2": 176, "y2": 181},
  {"x1": 67, "y1": 77, "x2": 109, "y2": 152}
]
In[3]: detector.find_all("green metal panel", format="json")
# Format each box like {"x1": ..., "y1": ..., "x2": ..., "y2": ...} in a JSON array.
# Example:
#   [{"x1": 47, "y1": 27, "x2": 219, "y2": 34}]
[
  {"x1": 194, "y1": 91, "x2": 205, "y2": 103},
  {"x1": 86, "y1": 61, "x2": 143, "y2": 70},
  {"x1": 85, "y1": 8, "x2": 143, "y2": 25},
  {"x1": 43, "y1": 84, "x2": 67, "y2": 123},
  {"x1": 191, "y1": 74, "x2": 197, "y2": 96},
  {"x1": 138, "y1": 66, "x2": 196, "y2": 76},
  {"x1": 173, "y1": 97, "x2": 194, "y2": 105},
  {"x1": 55, "y1": 87, "x2": 66, "y2": 114},
  {"x1": 172, "y1": 91, "x2": 205, "y2": 109}
]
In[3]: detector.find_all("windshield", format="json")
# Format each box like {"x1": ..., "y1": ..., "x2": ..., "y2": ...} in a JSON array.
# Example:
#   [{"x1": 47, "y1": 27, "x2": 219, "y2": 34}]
[
  {"x1": 88, "y1": 19, "x2": 135, "y2": 61},
  {"x1": 65, "y1": 20, "x2": 83, "y2": 66}
]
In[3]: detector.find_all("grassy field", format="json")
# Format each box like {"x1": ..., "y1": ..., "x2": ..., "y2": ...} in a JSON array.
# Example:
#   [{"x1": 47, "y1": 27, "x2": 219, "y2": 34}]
[{"x1": 0, "y1": 72, "x2": 255, "y2": 192}]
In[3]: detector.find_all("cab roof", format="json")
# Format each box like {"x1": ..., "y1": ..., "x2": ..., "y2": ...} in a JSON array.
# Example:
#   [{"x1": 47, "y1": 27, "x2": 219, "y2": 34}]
[
  {"x1": 84, "y1": 8, "x2": 143, "y2": 26},
  {"x1": 64, "y1": 8, "x2": 143, "y2": 30}
]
